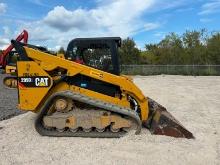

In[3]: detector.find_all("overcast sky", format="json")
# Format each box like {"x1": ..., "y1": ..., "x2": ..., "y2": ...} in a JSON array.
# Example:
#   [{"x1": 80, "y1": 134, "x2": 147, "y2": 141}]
[{"x1": 0, "y1": 0, "x2": 220, "y2": 50}]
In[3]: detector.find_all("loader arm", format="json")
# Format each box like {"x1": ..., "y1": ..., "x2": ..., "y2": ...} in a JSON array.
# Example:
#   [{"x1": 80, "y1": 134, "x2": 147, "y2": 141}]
[
  {"x1": 0, "y1": 30, "x2": 28, "y2": 69},
  {"x1": 17, "y1": 45, "x2": 149, "y2": 121}
]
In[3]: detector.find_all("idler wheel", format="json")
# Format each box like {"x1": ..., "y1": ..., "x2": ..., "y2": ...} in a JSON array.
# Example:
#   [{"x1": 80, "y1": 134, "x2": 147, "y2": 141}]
[{"x1": 110, "y1": 125, "x2": 120, "y2": 133}]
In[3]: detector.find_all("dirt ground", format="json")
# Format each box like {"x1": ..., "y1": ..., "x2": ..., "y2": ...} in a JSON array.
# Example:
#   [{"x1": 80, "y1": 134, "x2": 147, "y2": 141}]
[
  {"x1": 0, "y1": 75, "x2": 220, "y2": 165},
  {"x1": 0, "y1": 75, "x2": 24, "y2": 121}
]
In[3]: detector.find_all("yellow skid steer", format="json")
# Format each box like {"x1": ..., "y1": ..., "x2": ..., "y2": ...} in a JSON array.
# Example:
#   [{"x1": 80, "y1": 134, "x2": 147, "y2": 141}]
[{"x1": 8, "y1": 38, "x2": 194, "y2": 138}]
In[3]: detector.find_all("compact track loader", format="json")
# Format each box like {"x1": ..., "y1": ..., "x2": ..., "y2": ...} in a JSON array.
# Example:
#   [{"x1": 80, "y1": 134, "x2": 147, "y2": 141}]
[{"x1": 9, "y1": 38, "x2": 194, "y2": 138}]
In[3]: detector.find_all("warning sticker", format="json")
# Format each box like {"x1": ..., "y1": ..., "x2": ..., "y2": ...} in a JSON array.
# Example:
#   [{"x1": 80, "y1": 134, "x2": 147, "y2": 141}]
[{"x1": 90, "y1": 71, "x2": 103, "y2": 78}]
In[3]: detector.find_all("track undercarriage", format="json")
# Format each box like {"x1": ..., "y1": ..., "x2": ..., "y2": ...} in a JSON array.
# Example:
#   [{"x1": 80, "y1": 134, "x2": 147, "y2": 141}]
[
  {"x1": 35, "y1": 91, "x2": 194, "y2": 139},
  {"x1": 35, "y1": 91, "x2": 141, "y2": 138}
]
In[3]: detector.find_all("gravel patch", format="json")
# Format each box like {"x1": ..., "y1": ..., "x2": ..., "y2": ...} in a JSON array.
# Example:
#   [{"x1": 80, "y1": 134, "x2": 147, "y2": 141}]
[
  {"x1": 0, "y1": 75, "x2": 220, "y2": 165},
  {"x1": 0, "y1": 74, "x2": 25, "y2": 121}
]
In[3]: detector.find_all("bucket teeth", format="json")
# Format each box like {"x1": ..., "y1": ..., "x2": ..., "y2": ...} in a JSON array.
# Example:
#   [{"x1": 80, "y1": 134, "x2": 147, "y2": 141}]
[{"x1": 143, "y1": 98, "x2": 194, "y2": 139}]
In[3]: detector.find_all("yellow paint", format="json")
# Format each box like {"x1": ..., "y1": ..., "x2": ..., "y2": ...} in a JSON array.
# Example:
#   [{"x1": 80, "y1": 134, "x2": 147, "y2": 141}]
[
  {"x1": 5, "y1": 65, "x2": 16, "y2": 74},
  {"x1": 90, "y1": 70, "x2": 103, "y2": 78},
  {"x1": 17, "y1": 61, "x2": 53, "y2": 111},
  {"x1": 16, "y1": 47, "x2": 149, "y2": 121}
]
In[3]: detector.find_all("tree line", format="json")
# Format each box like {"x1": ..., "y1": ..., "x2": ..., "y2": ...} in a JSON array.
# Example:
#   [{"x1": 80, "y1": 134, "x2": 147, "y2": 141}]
[
  {"x1": 1, "y1": 29, "x2": 219, "y2": 66},
  {"x1": 119, "y1": 29, "x2": 220, "y2": 65}
]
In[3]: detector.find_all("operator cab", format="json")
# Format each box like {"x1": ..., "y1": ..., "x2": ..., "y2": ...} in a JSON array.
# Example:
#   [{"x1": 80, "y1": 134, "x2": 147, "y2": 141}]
[{"x1": 66, "y1": 37, "x2": 121, "y2": 75}]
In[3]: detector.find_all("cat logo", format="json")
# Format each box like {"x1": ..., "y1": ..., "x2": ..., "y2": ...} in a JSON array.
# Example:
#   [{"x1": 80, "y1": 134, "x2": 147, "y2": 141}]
[{"x1": 35, "y1": 77, "x2": 49, "y2": 87}]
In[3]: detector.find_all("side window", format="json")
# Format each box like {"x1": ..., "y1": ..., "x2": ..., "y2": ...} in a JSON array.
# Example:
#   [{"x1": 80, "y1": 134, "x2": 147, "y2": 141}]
[
  {"x1": 82, "y1": 48, "x2": 113, "y2": 72},
  {"x1": 66, "y1": 42, "x2": 116, "y2": 74}
]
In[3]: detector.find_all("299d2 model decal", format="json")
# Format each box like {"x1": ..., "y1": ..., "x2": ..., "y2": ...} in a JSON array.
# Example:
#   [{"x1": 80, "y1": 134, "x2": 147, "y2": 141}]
[{"x1": 18, "y1": 77, "x2": 51, "y2": 87}]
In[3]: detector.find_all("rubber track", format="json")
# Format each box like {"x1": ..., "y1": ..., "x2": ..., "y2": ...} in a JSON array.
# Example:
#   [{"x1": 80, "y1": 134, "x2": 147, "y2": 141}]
[{"x1": 35, "y1": 90, "x2": 142, "y2": 138}]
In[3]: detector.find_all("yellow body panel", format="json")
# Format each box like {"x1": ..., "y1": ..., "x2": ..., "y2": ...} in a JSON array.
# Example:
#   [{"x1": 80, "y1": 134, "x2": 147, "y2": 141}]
[
  {"x1": 5, "y1": 65, "x2": 16, "y2": 74},
  {"x1": 17, "y1": 47, "x2": 149, "y2": 121},
  {"x1": 56, "y1": 53, "x2": 65, "y2": 59},
  {"x1": 17, "y1": 61, "x2": 53, "y2": 111}
]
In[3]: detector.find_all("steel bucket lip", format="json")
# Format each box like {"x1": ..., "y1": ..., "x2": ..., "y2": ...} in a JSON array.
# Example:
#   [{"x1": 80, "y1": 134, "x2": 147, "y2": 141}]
[{"x1": 143, "y1": 97, "x2": 195, "y2": 139}]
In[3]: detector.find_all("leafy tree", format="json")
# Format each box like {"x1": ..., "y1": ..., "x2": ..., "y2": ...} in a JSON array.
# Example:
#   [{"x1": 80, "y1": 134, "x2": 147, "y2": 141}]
[
  {"x1": 141, "y1": 29, "x2": 216, "y2": 65},
  {"x1": 58, "y1": 47, "x2": 65, "y2": 54},
  {"x1": 182, "y1": 30, "x2": 208, "y2": 64},
  {"x1": 207, "y1": 32, "x2": 220, "y2": 64},
  {"x1": 144, "y1": 43, "x2": 160, "y2": 64},
  {"x1": 119, "y1": 38, "x2": 140, "y2": 64},
  {"x1": 157, "y1": 33, "x2": 184, "y2": 64},
  {"x1": 139, "y1": 51, "x2": 157, "y2": 64}
]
